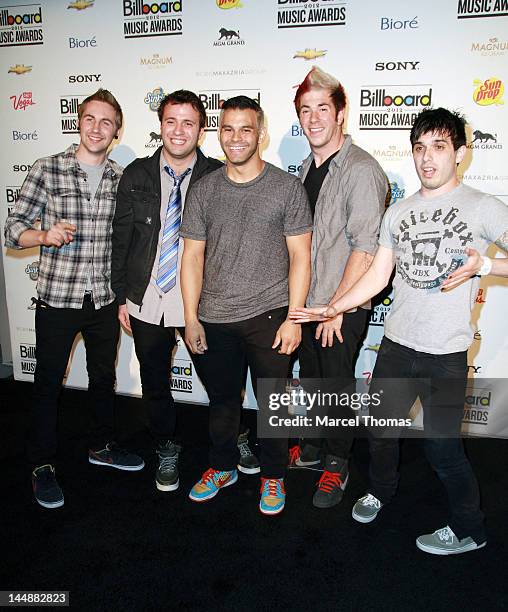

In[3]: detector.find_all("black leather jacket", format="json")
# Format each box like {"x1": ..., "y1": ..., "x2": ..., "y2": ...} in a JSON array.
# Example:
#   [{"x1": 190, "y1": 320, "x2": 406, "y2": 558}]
[{"x1": 111, "y1": 147, "x2": 222, "y2": 306}]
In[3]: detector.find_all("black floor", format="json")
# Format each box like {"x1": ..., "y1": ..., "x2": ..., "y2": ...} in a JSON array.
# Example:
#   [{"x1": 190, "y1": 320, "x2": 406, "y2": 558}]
[{"x1": 2, "y1": 378, "x2": 507, "y2": 611}]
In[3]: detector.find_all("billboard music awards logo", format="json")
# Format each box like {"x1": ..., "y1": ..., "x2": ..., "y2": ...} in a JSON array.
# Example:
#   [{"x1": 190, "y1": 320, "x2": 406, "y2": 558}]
[
  {"x1": 123, "y1": 0, "x2": 183, "y2": 39},
  {"x1": 277, "y1": 0, "x2": 346, "y2": 28},
  {"x1": 6, "y1": 186, "x2": 20, "y2": 205},
  {"x1": 10, "y1": 91, "x2": 35, "y2": 111},
  {"x1": 0, "y1": 4, "x2": 44, "y2": 47},
  {"x1": 358, "y1": 84, "x2": 432, "y2": 130},
  {"x1": 170, "y1": 359, "x2": 193, "y2": 392},
  {"x1": 59, "y1": 94, "x2": 89, "y2": 134},
  {"x1": 463, "y1": 385, "x2": 492, "y2": 426},
  {"x1": 473, "y1": 77, "x2": 504, "y2": 105},
  {"x1": 140, "y1": 53, "x2": 173, "y2": 68},
  {"x1": 369, "y1": 294, "x2": 393, "y2": 326},
  {"x1": 8, "y1": 64, "x2": 32, "y2": 75},
  {"x1": 199, "y1": 89, "x2": 261, "y2": 131},
  {"x1": 214, "y1": 27, "x2": 245, "y2": 45},
  {"x1": 19, "y1": 343, "x2": 36, "y2": 375},
  {"x1": 471, "y1": 36, "x2": 507, "y2": 56},
  {"x1": 144, "y1": 87, "x2": 166, "y2": 111},
  {"x1": 468, "y1": 128, "x2": 502, "y2": 150},
  {"x1": 458, "y1": 0, "x2": 508, "y2": 19}
]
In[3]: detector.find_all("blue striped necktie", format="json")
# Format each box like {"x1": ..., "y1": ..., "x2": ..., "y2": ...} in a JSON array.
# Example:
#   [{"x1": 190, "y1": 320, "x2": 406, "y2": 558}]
[{"x1": 156, "y1": 166, "x2": 191, "y2": 293}]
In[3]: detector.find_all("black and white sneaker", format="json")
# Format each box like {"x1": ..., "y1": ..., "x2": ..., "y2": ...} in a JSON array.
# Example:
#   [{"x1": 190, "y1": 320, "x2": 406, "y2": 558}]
[
  {"x1": 89, "y1": 442, "x2": 144, "y2": 471},
  {"x1": 156, "y1": 440, "x2": 180, "y2": 491},
  {"x1": 237, "y1": 431, "x2": 260, "y2": 474},
  {"x1": 32, "y1": 464, "x2": 64, "y2": 509}
]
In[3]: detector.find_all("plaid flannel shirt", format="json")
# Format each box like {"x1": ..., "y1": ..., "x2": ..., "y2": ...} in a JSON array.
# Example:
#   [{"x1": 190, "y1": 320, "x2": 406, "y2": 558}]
[{"x1": 4, "y1": 144, "x2": 123, "y2": 309}]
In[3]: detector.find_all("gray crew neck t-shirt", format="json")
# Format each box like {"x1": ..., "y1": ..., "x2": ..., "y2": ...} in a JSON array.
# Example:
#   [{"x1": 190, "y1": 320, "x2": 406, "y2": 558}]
[
  {"x1": 180, "y1": 162, "x2": 313, "y2": 323},
  {"x1": 379, "y1": 183, "x2": 508, "y2": 354}
]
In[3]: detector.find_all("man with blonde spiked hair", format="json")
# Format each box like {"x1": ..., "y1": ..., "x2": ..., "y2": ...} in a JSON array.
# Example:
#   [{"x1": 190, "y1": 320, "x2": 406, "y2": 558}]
[{"x1": 290, "y1": 66, "x2": 389, "y2": 508}]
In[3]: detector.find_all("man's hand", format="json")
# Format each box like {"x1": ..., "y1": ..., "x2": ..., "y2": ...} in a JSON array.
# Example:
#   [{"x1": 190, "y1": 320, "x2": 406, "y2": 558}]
[
  {"x1": 315, "y1": 313, "x2": 344, "y2": 347},
  {"x1": 441, "y1": 248, "x2": 483, "y2": 291},
  {"x1": 289, "y1": 304, "x2": 338, "y2": 323},
  {"x1": 118, "y1": 304, "x2": 131, "y2": 333},
  {"x1": 272, "y1": 319, "x2": 301, "y2": 355},
  {"x1": 42, "y1": 220, "x2": 76, "y2": 248},
  {"x1": 185, "y1": 320, "x2": 208, "y2": 354}
]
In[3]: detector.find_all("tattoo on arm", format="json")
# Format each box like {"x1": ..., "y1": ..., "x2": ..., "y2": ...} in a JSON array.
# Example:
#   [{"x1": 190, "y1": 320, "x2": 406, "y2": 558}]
[{"x1": 494, "y1": 229, "x2": 508, "y2": 252}]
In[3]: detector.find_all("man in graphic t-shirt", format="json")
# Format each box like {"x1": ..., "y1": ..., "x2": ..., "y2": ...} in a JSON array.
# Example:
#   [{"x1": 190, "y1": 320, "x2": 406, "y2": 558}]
[
  {"x1": 291, "y1": 107, "x2": 508, "y2": 555},
  {"x1": 290, "y1": 66, "x2": 388, "y2": 509},
  {"x1": 180, "y1": 96, "x2": 312, "y2": 515}
]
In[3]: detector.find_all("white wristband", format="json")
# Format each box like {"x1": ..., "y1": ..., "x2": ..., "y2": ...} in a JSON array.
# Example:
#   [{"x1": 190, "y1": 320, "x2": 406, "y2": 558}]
[{"x1": 478, "y1": 256, "x2": 492, "y2": 276}]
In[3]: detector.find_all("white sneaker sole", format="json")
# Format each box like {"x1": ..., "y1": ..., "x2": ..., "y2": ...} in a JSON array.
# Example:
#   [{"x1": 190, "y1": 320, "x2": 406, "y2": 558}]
[
  {"x1": 35, "y1": 497, "x2": 64, "y2": 509},
  {"x1": 237, "y1": 464, "x2": 261, "y2": 474},
  {"x1": 416, "y1": 539, "x2": 486, "y2": 555},
  {"x1": 156, "y1": 478, "x2": 179, "y2": 492},
  {"x1": 352, "y1": 506, "x2": 380, "y2": 523},
  {"x1": 88, "y1": 457, "x2": 145, "y2": 471},
  {"x1": 259, "y1": 502, "x2": 285, "y2": 516}
]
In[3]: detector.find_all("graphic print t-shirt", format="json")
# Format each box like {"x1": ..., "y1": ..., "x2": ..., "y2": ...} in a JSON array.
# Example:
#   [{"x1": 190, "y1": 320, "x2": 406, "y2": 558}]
[{"x1": 378, "y1": 183, "x2": 508, "y2": 354}]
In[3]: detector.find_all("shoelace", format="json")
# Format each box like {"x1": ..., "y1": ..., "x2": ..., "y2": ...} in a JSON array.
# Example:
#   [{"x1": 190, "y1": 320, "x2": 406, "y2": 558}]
[
  {"x1": 436, "y1": 526, "x2": 455, "y2": 542},
  {"x1": 317, "y1": 470, "x2": 343, "y2": 492},
  {"x1": 260, "y1": 478, "x2": 284, "y2": 496},
  {"x1": 360, "y1": 494, "x2": 381, "y2": 508},
  {"x1": 158, "y1": 453, "x2": 178, "y2": 474},
  {"x1": 288, "y1": 445, "x2": 301, "y2": 465},
  {"x1": 238, "y1": 441, "x2": 253, "y2": 458}
]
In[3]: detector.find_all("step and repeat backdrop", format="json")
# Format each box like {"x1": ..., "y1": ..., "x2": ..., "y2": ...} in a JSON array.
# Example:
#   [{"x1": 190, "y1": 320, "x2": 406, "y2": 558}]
[{"x1": 1, "y1": 0, "x2": 507, "y2": 436}]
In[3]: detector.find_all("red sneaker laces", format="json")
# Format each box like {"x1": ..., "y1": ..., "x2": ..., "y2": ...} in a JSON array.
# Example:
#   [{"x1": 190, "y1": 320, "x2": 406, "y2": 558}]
[
  {"x1": 318, "y1": 470, "x2": 343, "y2": 492},
  {"x1": 288, "y1": 445, "x2": 301, "y2": 465},
  {"x1": 260, "y1": 478, "x2": 284, "y2": 496}
]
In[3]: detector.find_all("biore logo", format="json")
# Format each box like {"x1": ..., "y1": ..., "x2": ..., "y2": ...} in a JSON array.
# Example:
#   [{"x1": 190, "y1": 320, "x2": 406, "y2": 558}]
[
  {"x1": 25, "y1": 261, "x2": 39, "y2": 281},
  {"x1": 170, "y1": 360, "x2": 193, "y2": 393},
  {"x1": 6, "y1": 186, "x2": 21, "y2": 203},
  {"x1": 277, "y1": 0, "x2": 345, "y2": 29},
  {"x1": 458, "y1": 0, "x2": 508, "y2": 19},
  {"x1": 380, "y1": 16, "x2": 418, "y2": 30},
  {"x1": 68, "y1": 74, "x2": 102, "y2": 83},
  {"x1": 68, "y1": 36, "x2": 97, "y2": 48},
  {"x1": 473, "y1": 77, "x2": 504, "y2": 106},
  {"x1": 290, "y1": 123, "x2": 304, "y2": 137},
  {"x1": 144, "y1": 87, "x2": 166, "y2": 111},
  {"x1": 12, "y1": 130, "x2": 38, "y2": 141},
  {"x1": 10, "y1": 91, "x2": 35, "y2": 111},
  {"x1": 375, "y1": 60, "x2": 420, "y2": 71},
  {"x1": 0, "y1": 5, "x2": 44, "y2": 47},
  {"x1": 123, "y1": 1, "x2": 183, "y2": 38},
  {"x1": 199, "y1": 89, "x2": 261, "y2": 131}
]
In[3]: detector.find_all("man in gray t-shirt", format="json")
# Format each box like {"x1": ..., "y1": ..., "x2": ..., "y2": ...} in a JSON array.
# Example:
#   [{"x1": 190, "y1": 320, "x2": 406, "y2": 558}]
[
  {"x1": 181, "y1": 96, "x2": 312, "y2": 515},
  {"x1": 291, "y1": 108, "x2": 508, "y2": 555}
]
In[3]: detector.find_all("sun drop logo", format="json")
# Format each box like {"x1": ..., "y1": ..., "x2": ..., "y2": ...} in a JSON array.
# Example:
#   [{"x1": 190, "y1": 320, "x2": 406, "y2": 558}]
[
  {"x1": 473, "y1": 78, "x2": 504, "y2": 106},
  {"x1": 216, "y1": 0, "x2": 243, "y2": 8}
]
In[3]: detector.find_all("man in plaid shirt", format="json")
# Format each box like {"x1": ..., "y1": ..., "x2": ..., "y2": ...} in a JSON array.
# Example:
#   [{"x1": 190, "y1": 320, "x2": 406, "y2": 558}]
[{"x1": 4, "y1": 89, "x2": 144, "y2": 509}]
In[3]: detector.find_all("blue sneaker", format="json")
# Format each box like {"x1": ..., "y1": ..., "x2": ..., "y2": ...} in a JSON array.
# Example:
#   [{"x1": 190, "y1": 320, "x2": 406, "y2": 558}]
[
  {"x1": 189, "y1": 468, "x2": 238, "y2": 502},
  {"x1": 259, "y1": 478, "x2": 285, "y2": 515}
]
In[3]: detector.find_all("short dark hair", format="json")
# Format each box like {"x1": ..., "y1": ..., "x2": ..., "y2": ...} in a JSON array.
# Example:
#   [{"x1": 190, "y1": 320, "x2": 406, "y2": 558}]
[
  {"x1": 157, "y1": 89, "x2": 206, "y2": 129},
  {"x1": 410, "y1": 108, "x2": 467, "y2": 150},
  {"x1": 219, "y1": 95, "x2": 264, "y2": 130},
  {"x1": 78, "y1": 88, "x2": 123, "y2": 130}
]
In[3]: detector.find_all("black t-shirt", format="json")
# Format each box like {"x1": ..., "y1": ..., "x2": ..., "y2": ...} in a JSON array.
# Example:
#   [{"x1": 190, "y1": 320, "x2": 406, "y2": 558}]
[{"x1": 303, "y1": 150, "x2": 339, "y2": 217}]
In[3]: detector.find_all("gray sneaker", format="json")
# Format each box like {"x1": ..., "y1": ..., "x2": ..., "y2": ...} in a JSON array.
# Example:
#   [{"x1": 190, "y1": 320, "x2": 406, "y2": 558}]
[
  {"x1": 237, "y1": 431, "x2": 260, "y2": 474},
  {"x1": 352, "y1": 493, "x2": 383, "y2": 523},
  {"x1": 156, "y1": 440, "x2": 179, "y2": 491},
  {"x1": 416, "y1": 526, "x2": 487, "y2": 555}
]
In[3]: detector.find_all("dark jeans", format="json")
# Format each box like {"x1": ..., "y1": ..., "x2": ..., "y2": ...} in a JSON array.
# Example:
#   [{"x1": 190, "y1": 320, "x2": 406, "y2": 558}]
[
  {"x1": 29, "y1": 298, "x2": 119, "y2": 468},
  {"x1": 197, "y1": 307, "x2": 291, "y2": 479},
  {"x1": 130, "y1": 317, "x2": 185, "y2": 444},
  {"x1": 298, "y1": 309, "x2": 368, "y2": 459},
  {"x1": 367, "y1": 336, "x2": 486, "y2": 543}
]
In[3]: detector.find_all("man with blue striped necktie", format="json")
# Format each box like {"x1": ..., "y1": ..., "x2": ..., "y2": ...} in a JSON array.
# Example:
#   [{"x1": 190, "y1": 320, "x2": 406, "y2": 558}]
[{"x1": 111, "y1": 91, "x2": 224, "y2": 492}]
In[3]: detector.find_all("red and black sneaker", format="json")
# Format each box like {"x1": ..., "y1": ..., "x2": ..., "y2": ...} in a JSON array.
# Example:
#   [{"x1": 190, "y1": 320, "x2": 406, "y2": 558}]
[{"x1": 312, "y1": 455, "x2": 349, "y2": 508}]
